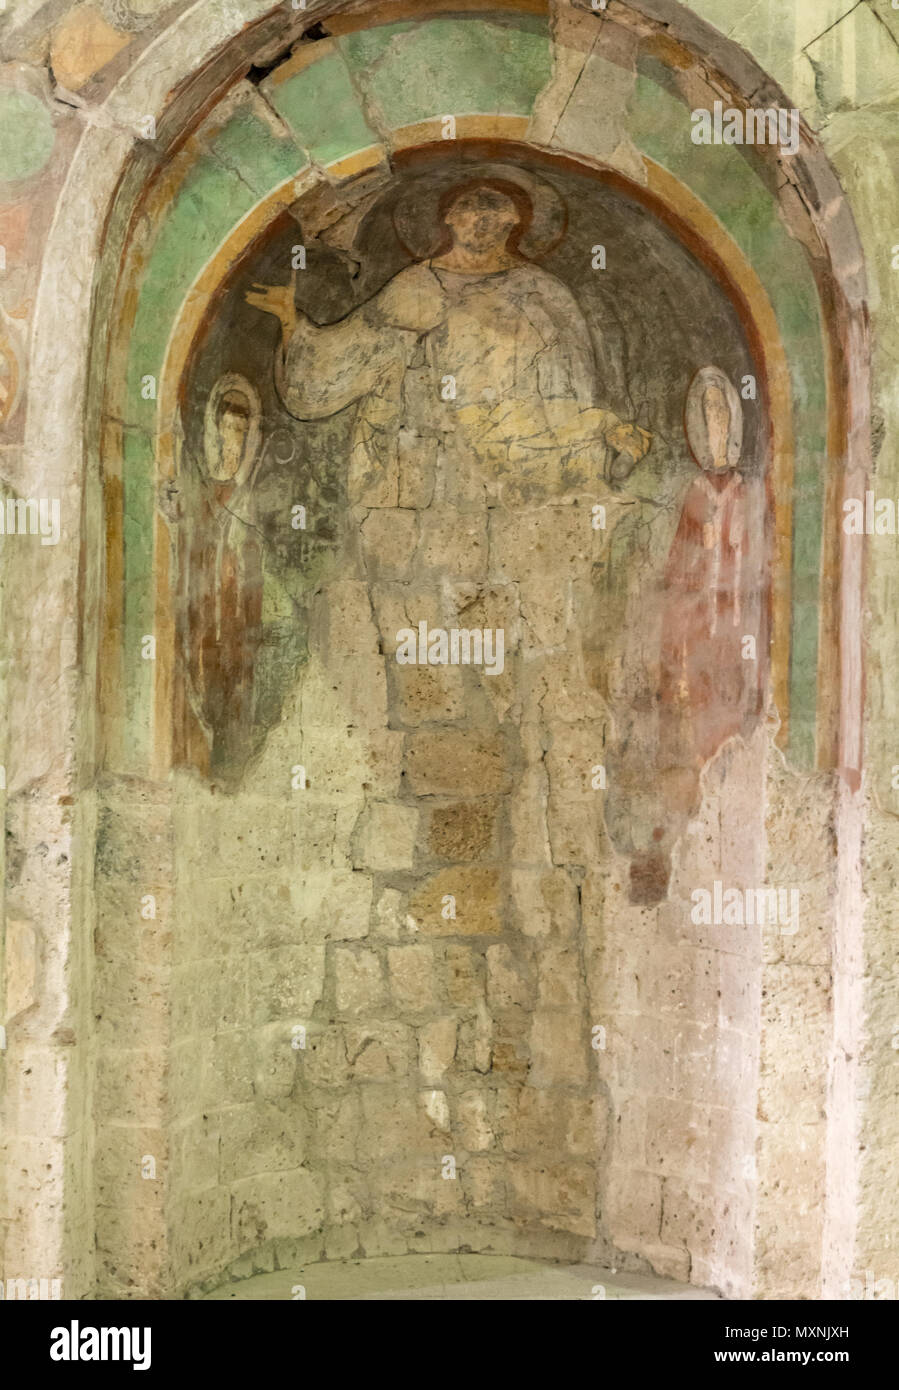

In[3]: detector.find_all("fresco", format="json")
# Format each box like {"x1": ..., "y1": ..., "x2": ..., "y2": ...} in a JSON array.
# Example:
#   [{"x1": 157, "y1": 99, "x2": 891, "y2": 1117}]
[
  {"x1": 173, "y1": 152, "x2": 768, "y2": 889},
  {"x1": 2, "y1": 0, "x2": 883, "y2": 1304}
]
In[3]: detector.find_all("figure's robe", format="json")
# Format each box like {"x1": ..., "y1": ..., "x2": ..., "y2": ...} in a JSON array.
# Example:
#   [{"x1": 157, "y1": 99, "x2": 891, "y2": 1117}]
[
  {"x1": 659, "y1": 468, "x2": 753, "y2": 766},
  {"x1": 182, "y1": 470, "x2": 263, "y2": 770},
  {"x1": 277, "y1": 260, "x2": 640, "y2": 506}
]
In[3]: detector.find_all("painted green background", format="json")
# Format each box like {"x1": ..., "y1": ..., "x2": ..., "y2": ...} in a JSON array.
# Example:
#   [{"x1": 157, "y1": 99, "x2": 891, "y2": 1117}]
[{"x1": 117, "y1": 9, "x2": 838, "y2": 770}]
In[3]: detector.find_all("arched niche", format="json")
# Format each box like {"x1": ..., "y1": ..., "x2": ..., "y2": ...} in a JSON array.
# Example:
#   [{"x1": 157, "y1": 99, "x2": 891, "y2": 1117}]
[{"x1": 13, "y1": 0, "x2": 865, "y2": 1298}]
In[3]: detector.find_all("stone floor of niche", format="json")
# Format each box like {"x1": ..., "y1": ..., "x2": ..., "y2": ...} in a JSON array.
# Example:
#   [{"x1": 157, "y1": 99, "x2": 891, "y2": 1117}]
[{"x1": 201, "y1": 1253, "x2": 723, "y2": 1301}]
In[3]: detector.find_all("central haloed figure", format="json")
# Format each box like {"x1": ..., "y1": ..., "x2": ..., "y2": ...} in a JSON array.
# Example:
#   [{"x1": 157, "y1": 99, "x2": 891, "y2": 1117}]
[
  {"x1": 244, "y1": 166, "x2": 654, "y2": 943},
  {"x1": 246, "y1": 174, "x2": 650, "y2": 507},
  {"x1": 243, "y1": 170, "x2": 655, "y2": 1241}
]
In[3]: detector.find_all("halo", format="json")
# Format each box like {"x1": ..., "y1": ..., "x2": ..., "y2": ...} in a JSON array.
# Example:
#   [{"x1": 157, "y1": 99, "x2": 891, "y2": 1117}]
[
  {"x1": 684, "y1": 365, "x2": 743, "y2": 470},
  {"x1": 392, "y1": 163, "x2": 567, "y2": 261},
  {"x1": 203, "y1": 373, "x2": 262, "y2": 486}
]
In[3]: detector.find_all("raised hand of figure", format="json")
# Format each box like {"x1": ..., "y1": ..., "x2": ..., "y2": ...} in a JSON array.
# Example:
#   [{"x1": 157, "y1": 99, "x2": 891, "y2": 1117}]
[{"x1": 245, "y1": 273, "x2": 298, "y2": 337}]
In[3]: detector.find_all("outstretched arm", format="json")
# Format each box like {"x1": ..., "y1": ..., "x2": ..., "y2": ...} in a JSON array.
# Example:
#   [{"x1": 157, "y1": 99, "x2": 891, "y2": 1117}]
[
  {"x1": 246, "y1": 265, "x2": 448, "y2": 422},
  {"x1": 245, "y1": 278, "x2": 297, "y2": 350},
  {"x1": 540, "y1": 395, "x2": 652, "y2": 478},
  {"x1": 246, "y1": 277, "x2": 398, "y2": 420}
]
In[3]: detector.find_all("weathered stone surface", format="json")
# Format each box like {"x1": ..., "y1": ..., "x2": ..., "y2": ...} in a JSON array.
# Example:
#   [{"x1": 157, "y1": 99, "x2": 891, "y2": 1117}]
[
  {"x1": 422, "y1": 1088, "x2": 451, "y2": 1131},
  {"x1": 388, "y1": 944, "x2": 438, "y2": 1012},
  {"x1": 391, "y1": 663, "x2": 466, "y2": 725},
  {"x1": 409, "y1": 868, "x2": 502, "y2": 936},
  {"x1": 359, "y1": 1087, "x2": 433, "y2": 1158},
  {"x1": 345, "y1": 1020, "x2": 415, "y2": 1079},
  {"x1": 5, "y1": 920, "x2": 39, "y2": 1020},
  {"x1": 442, "y1": 944, "x2": 486, "y2": 1007},
  {"x1": 248, "y1": 943, "x2": 325, "y2": 1022},
  {"x1": 428, "y1": 801, "x2": 496, "y2": 861},
  {"x1": 486, "y1": 942, "x2": 534, "y2": 1010},
  {"x1": 219, "y1": 1102, "x2": 306, "y2": 1183},
  {"x1": 231, "y1": 1169, "x2": 325, "y2": 1252},
  {"x1": 308, "y1": 1093, "x2": 362, "y2": 1164},
  {"x1": 604, "y1": 1166, "x2": 663, "y2": 1249},
  {"x1": 50, "y1": 6, "x2": 132, "y2": 90},
  {"x1": 456, "y1": 1089, "x2": 493, "y2": 1151},
  {"x1": 352, "y1": 800, "x2": 418, "y2": 871},
  {"x1": 418, "y1": 1017, "x2": 457, "y2": 1082},
  {"x1": 334, "y1": 948, "x2": 386, "y2": 1015},
  {"x1": 508, "y1": 1161, "x2": 597, "y2": 1238},
  {"x1": 296, "y1": 869, "x2": 373, "y2": 942},
  {"x1": 498, "y1": 1087, "x2": 603, "y2": 1158},
  {"x1": 403, "y1": 731, "x2": 511, "y2": 797},
  {"x1": 528, "y1": 1010, "x2": 591, "y2": 1087}
]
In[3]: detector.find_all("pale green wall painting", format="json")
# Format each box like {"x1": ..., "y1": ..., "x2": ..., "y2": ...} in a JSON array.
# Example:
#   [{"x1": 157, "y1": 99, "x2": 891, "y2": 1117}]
[{"x1": 113, "y1": 13, "x2": 834, "y2": 770}]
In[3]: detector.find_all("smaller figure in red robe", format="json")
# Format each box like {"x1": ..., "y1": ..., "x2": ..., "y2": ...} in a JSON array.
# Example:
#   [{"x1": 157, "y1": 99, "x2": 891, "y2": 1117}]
[
  {"x1": 660, "y1": 366, "x2": 753, "y2": 774},
  {"x1": 631, "y1": 366, "x2": 765, "y2": 904}
]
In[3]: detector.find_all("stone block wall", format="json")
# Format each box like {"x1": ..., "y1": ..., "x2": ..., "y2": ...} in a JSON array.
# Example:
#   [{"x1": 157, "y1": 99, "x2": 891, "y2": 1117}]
[
  {"x1": 150, "y1": 498, "x2": 618, "y2": 1291},
  {"x1": 587, "y1": 734, "x2": 768, "y2": 1297}
]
